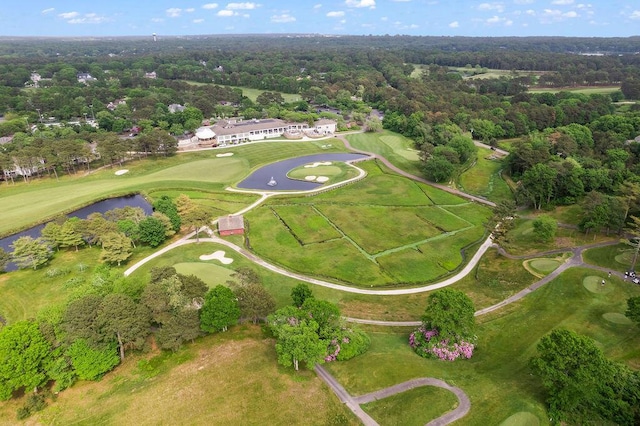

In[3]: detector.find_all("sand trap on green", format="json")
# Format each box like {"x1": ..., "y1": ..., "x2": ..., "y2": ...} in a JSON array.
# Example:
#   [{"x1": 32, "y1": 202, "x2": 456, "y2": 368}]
[
  {"x1": 529, "y1": 259, "x2": 560, "y2": 274},
  {"x1": 305, "y1": 175, "x2": 317, "y2": 181},
  {"x1": 602, "y1": 313, "x2": 633, "y2": 324},
  {"x1": 199, "y1": 250, "x2": 234, "y2": 264},
  {"x1": 173, "y1": 262, "x2": 234, "y2": 287},
  {"x1": 583, "y1": 275, "x2": 613, "y2": 294},
  {"x1": 499, "y1": 412, "x2": 540, "y2": 426},
  {"x1": 316, "y1": 176, "x2": 329, "y2": 183},
  {"x1": 304, "y1": 161, "x2": 332, "y2": 168},
  {"x1": 115, "y1": 169, "x2": 129, "y2": 175},
  {"x1": 289, "y1": 165, "x2": 342, "y2": 180},
  {"x1": 216, "y1": 153, "x2": 234, "y2": 157}
]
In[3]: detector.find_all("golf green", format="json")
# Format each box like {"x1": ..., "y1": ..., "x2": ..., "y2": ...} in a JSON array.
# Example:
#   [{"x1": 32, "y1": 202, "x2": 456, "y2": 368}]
[
  {"x1": 173, "y1": 262, "x2": 234, "y2": 288},
  {"x1": 602, "y1": 312, "x2": 633, "y2": 325},
  {"x1": 582, "y1": 275, "x2": 613, "y2": 294},
  {"x1": 529, "y1": 259, "x2": 560, "y2": 274},
  {"x1": 498, "y1": 412, "x2": 540, "y2": 426}
]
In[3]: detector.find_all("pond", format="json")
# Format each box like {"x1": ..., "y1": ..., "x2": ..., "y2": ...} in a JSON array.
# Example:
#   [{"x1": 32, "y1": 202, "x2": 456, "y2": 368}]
[
  {"x1": 237, "y1": 153, "x2": 369, "y2": 191},
  {"x1": 0, "y1": 194, "x2": 152, "y2": 271}
]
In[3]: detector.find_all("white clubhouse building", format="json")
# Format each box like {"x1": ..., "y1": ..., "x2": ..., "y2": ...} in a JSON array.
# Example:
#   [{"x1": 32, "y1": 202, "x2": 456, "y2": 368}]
[{"x1": 194, "y1": 118, "x2": 337, "y2": 145}]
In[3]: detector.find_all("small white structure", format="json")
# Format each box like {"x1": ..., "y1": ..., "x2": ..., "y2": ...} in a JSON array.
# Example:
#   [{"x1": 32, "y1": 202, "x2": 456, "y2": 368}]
[{"x1": 195, "y1": 127, "x2": 216, "y2": 142}]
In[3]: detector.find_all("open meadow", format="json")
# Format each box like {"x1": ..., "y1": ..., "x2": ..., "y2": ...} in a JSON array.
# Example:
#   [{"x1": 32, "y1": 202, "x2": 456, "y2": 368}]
[
  {"x1": 345, "y1": 130, "x2": 423, "y2": 176},
  {"x1": 457, "y1": 147, "x2": 513, "y2": 203}
]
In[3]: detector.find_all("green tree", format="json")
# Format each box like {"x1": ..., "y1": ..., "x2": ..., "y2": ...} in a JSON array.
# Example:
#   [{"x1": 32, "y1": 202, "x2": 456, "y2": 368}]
[
  {"x1": 533, "y1": 215, "x2": 557, "y2": 243},
  {"x1": 138, "y1": 216, "x2": 167, "y2": 248},
  {"x1": 625, "y1": 296, "x2": 640, "y2": 325},
  {"x1": 622, "y1": 215, "x2": 640, "y2": 272},
  {"x1": 155, "y1": 308, "x2": 201, "y2": 352},
  {"x1": 96, "y1": 294, "x2": 151, "y2": 361},
  {"x1": 40, "y1": 222, "x2": 62, "y2": 251},
  {"x1": 66, "y1": 339, "x2": 119, "y2": 381},
  {"x1": 291, "y1": 283, "x2": 314, "y2": 307},
  {"x1": 520, "y1": 163, "x2": 558, "y2": 210},
  {"x1": 233, "y1": 283, "x2": 276, "y2": 324},
  {"x1": 10, "y1": 236, "x2": 52, "y2": 270},
  {"x1": 200, "y1": 285, "x2": 240, "y2": 333},
  {"x1": 273, "y1": 318, "x2": 326, "y2": 371},
  {"x1": 530, "y1": 329, "x2": 639, "y2": 425},
  {"x1": 182, "y1": 206, "x2": 211, "y2": 242},
  {"x1": 153, "y1": 195, "x2": 181, "y2": 232},
  {"x1": 301, "y1": 298, "x2": 341, "y2": 339},
  {"x1": 99, "y1": 232, "x2": 133, "y2": 266},
  {"x1": 58, "y1": 218, "x2": 85, "y2": 251},
  {"x1": 0, "y1": 321, "x2": 52, "y2": 400},
  {"x1": 422, "y1": 156, "x2": 455, "y2": 183},
  {"x1": 61, "y1": 295, "x2": 104, "y2": 344},
  {"x1": 422, "y1": 288, "x2": 476, "y2": 342},
  {"x1": 485, "y1": 200, "x2": 517, "y2": 245}
]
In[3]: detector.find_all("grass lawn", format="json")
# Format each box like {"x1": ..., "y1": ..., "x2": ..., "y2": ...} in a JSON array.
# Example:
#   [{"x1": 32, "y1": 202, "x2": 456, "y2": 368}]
[
  {"x1": 246, "y1": 161, "x2": 491, "y2": 286},
  {"x1": 503, "y1": 218, "x2": 614, "y2": 256},
  {"x1": 528, "y1": 86, "x2": 620, "y2": 94},
  {"x1": 361, "y1": 385, "x2": 459, "y2": 425},
  {"x1": 326, "y1": 267, "x2": 640, "y2": 424},
  {"x1": 346, "y1": 131, "x2": 423, "y2": 177},
  {"x1": 582, "y1": 243, "x2": 633, "y2": 273},
  {"x1": 228, "y1": 85, "x2": 301, "y2": 103},
  {"x1": 520, "y1": 204, "x2": 584, "y2": 226},
  {"x1": 0, "y1": 141, "x2": 345, "y2": 237},
  {"x1": 457, "y1": 147, "x2": 513, "y2": 203},
  {"x1": 1, "y1": 326, "x2": 356, "y2": 426}
]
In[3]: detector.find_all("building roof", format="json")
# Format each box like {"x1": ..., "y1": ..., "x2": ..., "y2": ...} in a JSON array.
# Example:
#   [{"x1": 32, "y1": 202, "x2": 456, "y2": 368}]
[
  {"x1": 316, "y1": 119, "x2": 336, "y2": 125},
  {"x1": 212, "y1": 118, "x2": 288, "y2": 136},
  {"x1": 195, "y1": 127, "x2": 216, "y2": 140},
  {"x1": 218, "y1": 215, "x2": 244, "y2": 232}
]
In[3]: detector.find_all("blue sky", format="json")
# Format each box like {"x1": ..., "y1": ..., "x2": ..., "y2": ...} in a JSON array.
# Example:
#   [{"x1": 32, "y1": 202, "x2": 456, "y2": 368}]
[{"x1": 2, "y1": 1, "x2": 639, "y2": 37}]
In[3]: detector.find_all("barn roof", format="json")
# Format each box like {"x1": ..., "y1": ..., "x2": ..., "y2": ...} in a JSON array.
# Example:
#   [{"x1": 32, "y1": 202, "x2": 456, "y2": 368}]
[{"x1": 218, "y1": 215, "x2": 244, "y2": 231}]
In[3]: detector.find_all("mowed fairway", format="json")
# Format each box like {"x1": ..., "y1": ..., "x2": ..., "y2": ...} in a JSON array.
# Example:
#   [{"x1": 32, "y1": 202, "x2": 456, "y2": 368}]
[
  {"x1": 458, "y1": 147, "x2": 513, "y2": 203},
  {"x1": 0, "y1": 141, "x2": 342, "y2": 236},
  {"x1": 346, "y1": 131, "x2": 423, "y2": 176},
  {"x1": 246, "y1": 161, "x2": 491, "y2": 286},
  {"x1": 6, "y1": 326, "x2": 356, "y2": 426}
]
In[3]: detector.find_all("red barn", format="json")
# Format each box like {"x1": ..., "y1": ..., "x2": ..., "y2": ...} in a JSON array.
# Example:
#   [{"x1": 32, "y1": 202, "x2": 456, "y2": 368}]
[{"x1": 218, "y1": 215, "x2": 245, "y2": 236}]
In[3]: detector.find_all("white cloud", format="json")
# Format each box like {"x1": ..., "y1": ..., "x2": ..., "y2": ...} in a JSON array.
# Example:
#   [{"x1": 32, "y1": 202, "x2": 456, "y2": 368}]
[
  {"x1": 526, "y1": 9, "x2": 535, "y2": 15},
  {"x1": 478, "y1": 2, "x2": 505, "y2": 12},
  {"x1": 67, "y1": 13, "x2": 109, "y2": 24},
  {"x1": 449, "y1": 21, "x2": 459, "y2": 28},
  {"x1": 166, "y1": 8, "x2": 182, "y2": 18},
  {"x1": 226, "y1": 2, "x2": 258, "y2": 9},
  {"x1": 314, "y1": 4, "x2": 322, "y2": 9},
  {"x1": 218, "y1": 9, "x2": 236, "y2": 16},
  {"x1": 271, "y1": 13, "x2": 296, "y2": 23},
  {"x1": 345, "y1": 0, "x2": 376, "y2": 8},
  {"x1": 186, "y1": 8, "x2": 195, "y2": 13},
  {"x1": 564, "y1": 11, "x2": 577, "y2": 17},
  {"x1": 41, "y1": 8, "x2": 55, "y2": 14},
  {"x1": 193, "y1": 18, "x2": 205, "y2": 23},
  {"x1": 327, "y1": 11, "x2": 345, "y2": 17},
  {"x1": 202, "y1": 3, "x2": 219, "y2": 9},
  {"x1": 485, "y1": 15, "x2": 512, "y2": 25},
  {"x1": 340, "y1": 19, "x2": 347, "y2": 24},
  {"x1": 151, "y1": 18, "x2": 165, "y2": 23},
  {"x1": 391, "y1": 0, "x2": 412, "y2": 2},
  {"x1": 551, "y1": 0, "x2": 573, "y2": 4},
  {"x1": 381, "y1": 16, "x2": 388, "y2": 21},
  {"x1": 513, "y1": 0, "x2": 533, "y2": 4},
  {"x1": 58, "y1": 11, "x2": 79, "y2": 19},
  {"x1": 630, "y1": 10, "x2": 640, "y2": 19},
  {"x1": 487, "y1": 15, "x2": 502, "y2": 24}
]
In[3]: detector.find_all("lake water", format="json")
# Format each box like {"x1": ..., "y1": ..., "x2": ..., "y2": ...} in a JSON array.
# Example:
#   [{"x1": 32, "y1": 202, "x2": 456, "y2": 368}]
[
  {"x1": 0, "y1": 194, "x2": 152, "y2": 271},
  {"x1": 237, "y1": 153, "x2": 369, "y2": 191}
]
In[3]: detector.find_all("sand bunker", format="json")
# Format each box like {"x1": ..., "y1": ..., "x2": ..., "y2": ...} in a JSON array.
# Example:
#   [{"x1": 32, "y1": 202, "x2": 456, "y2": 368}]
[
  {"x1": 115, "y1": 169, "x2": 129, "y2": 176},
  {"x1": 305, "y1": 175, "x2": 317, "y2": 181},
  {"x1": 199, "y1": 250, "x2": 234, "y2": 264},
  {"x1": 304, "y1": 161, "x2": 332, "y2": 168},
  {"x1": 216, "y1": 153, "x2": 234, "y2": 157},
  {"x1": 316, "y1": 176, "x2": 329, "y2": 183}
]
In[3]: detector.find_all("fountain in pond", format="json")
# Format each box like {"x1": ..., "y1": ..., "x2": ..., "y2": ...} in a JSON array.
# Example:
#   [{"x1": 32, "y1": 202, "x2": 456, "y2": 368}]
[{"x1": 267, "y1": 176, "x2": 277, "y2": 187}]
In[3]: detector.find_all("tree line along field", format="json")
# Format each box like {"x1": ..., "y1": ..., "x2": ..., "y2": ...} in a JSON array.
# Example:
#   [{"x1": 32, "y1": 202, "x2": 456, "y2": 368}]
[{"x1": 245, "y1": 160, "x2": 492, "y2": 286}]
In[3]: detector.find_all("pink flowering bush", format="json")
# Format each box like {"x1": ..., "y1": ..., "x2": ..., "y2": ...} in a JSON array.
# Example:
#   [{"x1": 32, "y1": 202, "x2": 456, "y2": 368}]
[{"x1": 409, "y1": 326, "x2": 475, "y2": 361}]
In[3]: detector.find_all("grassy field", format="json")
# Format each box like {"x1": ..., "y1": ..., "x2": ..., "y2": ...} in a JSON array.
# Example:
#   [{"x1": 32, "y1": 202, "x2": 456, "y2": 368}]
[
  {"x1": 245, "y1": 161, "x2": 491, "y2": 286},
  {"x1": 361, "y1": 385, "x2": 459, "y2": 425},
  {"x1": 528, "y1": 86, "x2": 620, "y2": 94},
  {"x1": 345, "y1": 131, "x2": 423, "y2": 177},
  {"x1": 457, "y1": 147, "x2": 513, "y2": 203},
  {"x1": 0, "y1": 141, "x2": 346, "y2": 237},
  {"x1": 0, "y1": 326, "x2": 356, "y2": 426},
  {"x1": 326, "y1": 267, "x2": 640, "y2": 424}
]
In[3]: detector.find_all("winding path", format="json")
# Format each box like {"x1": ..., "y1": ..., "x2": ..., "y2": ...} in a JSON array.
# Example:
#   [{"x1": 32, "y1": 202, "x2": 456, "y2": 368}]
[{"x1": 124, "y1": 133, "x2": 623, "y2": 425}]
